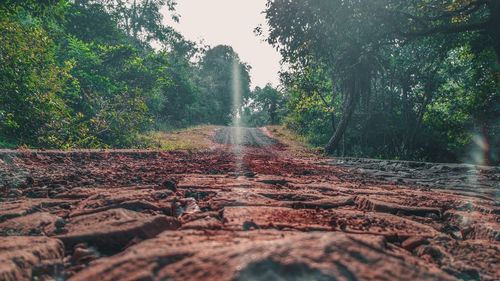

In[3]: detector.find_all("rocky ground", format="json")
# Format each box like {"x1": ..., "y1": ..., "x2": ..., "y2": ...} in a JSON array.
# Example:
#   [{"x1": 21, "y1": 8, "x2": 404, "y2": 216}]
[{"x1": 0, "y1": 127, "x2": 498, "y2": 281}]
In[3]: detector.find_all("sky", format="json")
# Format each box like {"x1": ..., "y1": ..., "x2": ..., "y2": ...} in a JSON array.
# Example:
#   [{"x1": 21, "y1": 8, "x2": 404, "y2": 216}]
[{"x1": 163, "y1": 0, "x2": 281, "y2": 88}]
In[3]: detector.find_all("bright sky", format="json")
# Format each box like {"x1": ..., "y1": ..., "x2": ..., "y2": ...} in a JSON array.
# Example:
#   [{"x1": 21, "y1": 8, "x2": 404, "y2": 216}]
[{"x1": 163, "y1": 0, "x2": 281, "y2": 88}]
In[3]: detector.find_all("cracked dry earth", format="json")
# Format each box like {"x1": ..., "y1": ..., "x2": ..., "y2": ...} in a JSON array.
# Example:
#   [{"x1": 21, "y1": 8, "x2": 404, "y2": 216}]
[{"x1": 0, "y1": 127, "x2": 499, "y2": 281}]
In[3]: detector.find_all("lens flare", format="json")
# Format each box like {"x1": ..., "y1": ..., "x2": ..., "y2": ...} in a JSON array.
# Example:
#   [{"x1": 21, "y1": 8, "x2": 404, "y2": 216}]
[{"x1": 232, "y1": 58, "x2": 243, "y2": 172}]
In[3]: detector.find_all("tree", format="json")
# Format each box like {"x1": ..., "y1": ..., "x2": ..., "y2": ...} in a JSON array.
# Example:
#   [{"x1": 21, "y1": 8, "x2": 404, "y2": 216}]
[
  {"x1": 263, "y1": 0, "x2": 387, "y2": 153},
  {"x1": 78, "y1": 0, "x2": 179, "y2": 44},
  {"x1": 243, "y1": 84, "x2": 283, "y2": 126},
  {"x1": 148, "y1": 50, "x2": 198, "y2": 128},
  {"x1": 197, "y1": 45, "x2": 251, "y2": 125},
  {"x1": 389, "y1": 0, "x2": 499, "y2": 66},
  {"x1": 263, "y1": 0, "x2": 498, "y2": 159},
  {"x1": 0, "y1": 3, "x2": 75, "y2": 147},
  {"x1": 65, "y1": 1, "x2": 127, "y2": 44},
  {"x1": 60, "y1": 37, "x2": 154, "y2": 147}
]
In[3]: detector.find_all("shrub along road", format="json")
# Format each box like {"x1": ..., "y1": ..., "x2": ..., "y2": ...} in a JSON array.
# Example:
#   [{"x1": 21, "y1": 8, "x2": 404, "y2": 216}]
[{"x1": 0, "y1": 127, "x2": 498, "y2": 280}]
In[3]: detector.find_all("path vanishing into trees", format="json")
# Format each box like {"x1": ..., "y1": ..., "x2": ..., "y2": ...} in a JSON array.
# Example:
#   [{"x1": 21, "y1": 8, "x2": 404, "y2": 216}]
[{"x1": 0, "y1": 127, "x2": 499, "y2": 280}]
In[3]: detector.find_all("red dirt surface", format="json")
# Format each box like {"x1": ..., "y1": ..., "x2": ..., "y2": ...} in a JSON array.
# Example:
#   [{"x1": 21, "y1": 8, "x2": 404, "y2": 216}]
[{"x1": 0, "y1": 127, "x2": 498, "y2": 280}]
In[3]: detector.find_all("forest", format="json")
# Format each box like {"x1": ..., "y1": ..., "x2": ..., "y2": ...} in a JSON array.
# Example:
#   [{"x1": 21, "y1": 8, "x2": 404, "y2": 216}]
[{"x1": 1, "y1": 0, "x2": 499, "y2": 165}]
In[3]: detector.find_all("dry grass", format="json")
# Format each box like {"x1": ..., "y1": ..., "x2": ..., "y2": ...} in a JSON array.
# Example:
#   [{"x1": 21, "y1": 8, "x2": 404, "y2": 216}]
[
  {"x1": 140, "y1": 125, "x2": 220, "y2": 151},
  {"x1": 265, "y1": 125, "x2": 323, "y2": 157},
  {"x1": 140, "y1": 125, "x2": 322, "y2": 156}
]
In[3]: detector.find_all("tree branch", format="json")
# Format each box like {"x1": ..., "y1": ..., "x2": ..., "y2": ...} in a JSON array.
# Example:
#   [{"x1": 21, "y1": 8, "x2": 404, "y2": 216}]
[
  {"x1": 419, "y1": 0, "x2": 487, "y2": 21},
  {"x1": 401, "y1": 21, "x2": 489, "y2": 38},
  {"x1": 315, "y1": 91, "x2": 331, "y2": 109}
]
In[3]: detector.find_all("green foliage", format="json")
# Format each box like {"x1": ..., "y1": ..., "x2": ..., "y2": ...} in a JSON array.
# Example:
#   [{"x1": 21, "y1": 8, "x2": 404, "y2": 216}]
[
  {"x1": 0, "y1": 12, "x2": 74, "y2": 147},
  {"x1": 2, "y1": 0, "x2": 497, "y2": 166},
  {"x1": 263, "y1": 0, "x2": 499, "y2": 163},
  {"x1": 242, "y1": 84, "x2": 283, "y2": 127},
  {"x1": 91, "y1": 0, "x2": 178, "y2": 43},
  {"x1": 424, "y1": 45, "x2": 499, "y2": 162},
  {"x1": 65, "y1": 1, "x2": 127, "y2": 44},
  {"x1": 61, "y1": 37, "x2": 153, "y2": 147},
  {"x1": 0, "y1": 0, "x2": 254, "y2": 149},
  {"x1": 280, "y1": 64, "x2": 337, "y2": 146},
  {"x1": 149, "y1": 50, "x2": 198, "y2": 128},
  {"x1": 197, "y1": 45, "x2": 251, "y2": 125}
]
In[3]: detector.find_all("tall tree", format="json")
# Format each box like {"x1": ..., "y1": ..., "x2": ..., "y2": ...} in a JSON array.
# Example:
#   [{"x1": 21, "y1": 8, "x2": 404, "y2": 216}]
[
  {"x1": 81, "y1": 0, "x2": 179, "y2": 44},
  {"x1": 263, "y1": 0, "x2": 498, "y2": 156},
  {"x1": 263, "y1": 0, "x2": 387, "y2": 153},
  {"x1": 198, "y1": 45, "x2": 251, "y2": 125},
  {"x1": 0, "y1": 1, "x2": 75, "y2": 147},
  {"x1": 243, "y1": 84, "x2": 283, "y2": 126},
  {"x1": 389, "y1": 0, "x2": 499, "y2": 66}
]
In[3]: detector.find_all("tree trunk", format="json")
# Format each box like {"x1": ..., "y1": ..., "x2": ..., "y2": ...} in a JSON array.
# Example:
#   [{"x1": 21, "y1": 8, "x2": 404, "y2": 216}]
[
  {"x1": 324, "y1": 77, "x2": 360, "y2": 153},
  {"x1": 408, "y1": 91, "x2": 430, "y2": 151},
  {"x1": 269, "y1": 102, "x2": 277, "y2": 125},
  {"x1": 330, "y1": 112, "x2": 336, "y2": 133},
  {"x1": 330, "y1": 74, "x2": 337, "y2": 133},
  {"x1": 480, "y1": 124, "x2": 492, "y2": 166},
  {"x1": 401, "y1": 81, "x2": 411, "y2": 154},
  {"x1": 489, "y1": 0, "x2": 500, "y2": 69},
  {"x1": 407, "y1": 76, "x2": 435, "y2": 151}
]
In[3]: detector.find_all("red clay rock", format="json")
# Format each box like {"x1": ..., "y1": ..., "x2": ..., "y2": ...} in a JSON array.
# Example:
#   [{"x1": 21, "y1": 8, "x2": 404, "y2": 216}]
[
  {"x1": 282, "y1": 196, "x2": 355, "y2": 209},
  {"x1": 68, "y1": 186, "x2": 173, "y2": 217},
  {"x1": 0, "y1": 212, "x2": 61, "y2": 236},
  {"x1": 0, "y1": 236, "x2": 64, "y2": 281},
  {"x1": 355, "y1": 196, "x2": 442, "y2": 217},
  {"x1": 57, "y1": 208, "x2": 180, "y2": 253},
  {"x1": 0, "y1": 201, "x2": 40, "y2": 223},
  {"x1": 209, "y1": 189, "x2": 278, "y2": 210},
  {"x1": 180, "y1": 217, "x2": 223, "y2": 230},
  {"x1": 0, "y1": 199, "x2": 72, "y2": 223},
  {"x1": 70, "y1": 231, "x2": 455, "y2": 281},
  {"x1": 0, "y1": 127, "x2": 498, "y2": 280},
  {"x1": 223, "y1": 206, "x2": 440, "y2": 237},
  {"x1": 402, "y1": 236, "x2": 430, "y2": 252},
  {"x1": 444, "y1": 210, "x2": 500, "y2": 241},
  {"x1": 427, "y1": 238, "x2": 500, "y2": 280}
]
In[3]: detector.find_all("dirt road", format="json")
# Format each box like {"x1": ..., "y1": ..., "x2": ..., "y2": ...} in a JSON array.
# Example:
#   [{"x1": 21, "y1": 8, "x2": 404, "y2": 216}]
[
  {"x1": 214, "y1": 127, "x2": 277, "y2": 147},
  {"x1": 0, "y1": 127, "x2": 498, "y2": 280}
]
